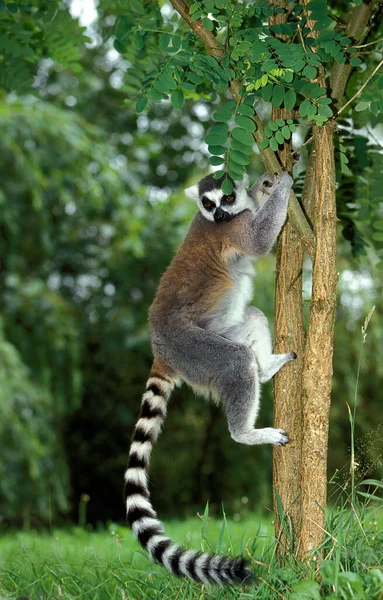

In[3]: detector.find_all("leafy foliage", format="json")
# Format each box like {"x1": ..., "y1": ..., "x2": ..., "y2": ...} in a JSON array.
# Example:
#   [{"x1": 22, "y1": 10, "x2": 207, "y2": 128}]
[
  {"x1": 112, "y1": 2, "x2": 364, "y2": 158},
  {"x1": 108, "y1": 0, "x2": 383, "y2": 257},
  {"x1": 0, "y1": 1, "x2": 90, "y2": 91}
]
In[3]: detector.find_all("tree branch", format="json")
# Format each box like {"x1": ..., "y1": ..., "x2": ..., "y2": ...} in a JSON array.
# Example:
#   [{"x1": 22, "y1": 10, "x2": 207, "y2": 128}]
[
  {"x1": 336, "y1": 58, "x2": 383, "y2": 116},
  {"x1": 169, "y1": 0, "x2": 315, "y2": 257},
  {"x1": 329, "y1": 2, "x2": 374, "y2": 109}
]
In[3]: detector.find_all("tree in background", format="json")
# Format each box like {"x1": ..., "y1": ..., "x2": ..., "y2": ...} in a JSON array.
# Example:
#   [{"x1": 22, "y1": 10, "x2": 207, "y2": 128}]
[{"x1": 0, "y1": 0, "x2": 382, "y2": 546}]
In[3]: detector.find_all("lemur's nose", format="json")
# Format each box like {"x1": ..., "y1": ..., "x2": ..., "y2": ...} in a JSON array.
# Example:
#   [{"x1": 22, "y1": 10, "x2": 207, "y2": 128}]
[{"x1": 214, "y1": 207, "x2": 225, "y2": 222}]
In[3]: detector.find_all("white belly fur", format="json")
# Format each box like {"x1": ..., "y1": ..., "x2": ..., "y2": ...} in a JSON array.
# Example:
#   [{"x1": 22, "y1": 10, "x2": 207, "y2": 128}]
[{"x1": 202, "y1": 256, "x2": 255, "y2": 335}]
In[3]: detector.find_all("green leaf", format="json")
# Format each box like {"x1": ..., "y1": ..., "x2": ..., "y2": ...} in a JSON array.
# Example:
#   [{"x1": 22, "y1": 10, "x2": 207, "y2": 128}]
[
  {"x1": 136, "y1": 96, "x2": 148, "y2": 113},
  {"x1": 161, "y1": 72, "x2": 177, "y2": 90},
  {"x1": 270, "y1": 137, "x2": 278, "y2": 151},
  {"x1": 318, "y1": 104, "x2": 333, "y2": 118},
  {"x1": 303, "y1": 65, "x2": 317, "y2": 79},
  {"x1": 231, "y1": 138, "x2": 253, "y2": 154},
  {"x1": 134, "y1": 31, "x2": 144, "y2": 50},
  {"x1": 169, "y1": 35, "x2": 181, "y2": 52},
  {"x1": 231, "y1": 127, "x2": 254, "y2": 146},
  {"x1": 205, "y1": 123, "x2": 229, "y2": 145},
  {"x1": 235, "y1": 115, "x2": 256, "y2": 131},
  {"x1": 230, "y1": 150, "x2": 251, "y2": 165},
  {"x1": 358, "y1": 478, "x2": 383, "y2": 487},
  {"x1": 129, "y1": 0, "x2": 145, "y2": 13},
  {"x1": 221, "y1": 177, "x2": 233, "y2": 194},
  {"x1": 187, "y1": 72, "x2": 203, "y2": 84},
  {"x1": 268, "y1": 121, "x2": 278, "y2": 131},
  {"x1": 213, "y1": 170, "x2": 225, "y2": 179},
  {"x1": 171, "y1": 89, "x2": 184, "y2": 110},
  {"x1": 213, "y1": 109, "x2": 232, "y2": 122},
  {"x1": 357, "y1": 490, "x2": 383, "y2": 501},
  {"x1": 309, "y1": 85, "x2": 326, "y2": 99},
  {"x1": 271, "y1": 84, "x2": 285, "y2": 108},
  {"x1": 259, "y1": 138, "x2": 269, "y2": 149},
  {"x1": 203, "y1": 17, "x2": 214, "y2": 31},
  {"x1": 149, "y1": 89, "x2": 164, "y2": 101},
  {"x1": 243, "y1": 94, "x2": 256, "y2": 105},
  {"x1": 208, "y1": 145, "x2": 226, "y2": 156},
  {"x1": 350, "y1": 56, "x2": 362, "y2": 67},
  {"x1": 370, "y1": 100, "x2": 379, "y2": 115},
  {"x1": 262, "y1": 84, "x2": 273, "y2": 103},
  {"x1": 355, "y1": 101, "x2": 370, "y2": 112},
  {"x1": 237, "y1": 104, "x2": 255, "y2": 116},
  {"x1": 180, "y1": 82, "x2": 194, "y2": 91},
  {"x1": 300, "y1": 98, "x2": 312, "y2": 117},
  {"x1": 284, "y1": 89, "x2": 296, "y2": 110},
  {"x1": 210, "y1": 155, "x2": 225, "y2": 166},
  {"x1": 275, "y1": 130, "x2": 284, "y2": 145},
  {"x1": 190, "y1": 10, "x2": 203, "y2": 21},
  {"x1": 282, "y1": 126, "x2": 291, "y2": 140},
  {"x1": 159, "y1": 33, "x2": 170, "y2": 52},
  {"x1": 228, "y1": 160, "x2": 246, "y2": 175},
  {"x1": 228, "y1": 169, "x2": 244, "y2": 181},
  {"x1": 320, "y1": 561, "x2": 337, "y2": 584},
  {"x1": 289, "y1": 580, "x2": 321, "y2": 600},
  {"x1": 282, "y1": 70, "x2": 294, "y2": 83}
]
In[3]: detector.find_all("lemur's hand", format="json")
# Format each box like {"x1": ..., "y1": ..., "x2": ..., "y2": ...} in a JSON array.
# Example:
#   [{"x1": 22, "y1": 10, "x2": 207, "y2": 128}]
[{"x1": 275, "y1": 171, "x2": 293, "y2": 192}]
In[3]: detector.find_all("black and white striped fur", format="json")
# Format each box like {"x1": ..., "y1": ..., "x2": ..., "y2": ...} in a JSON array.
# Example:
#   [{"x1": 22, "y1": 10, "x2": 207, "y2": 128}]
[{"x1": 124, "y1": 372, "x2": 252, "y2": 585}]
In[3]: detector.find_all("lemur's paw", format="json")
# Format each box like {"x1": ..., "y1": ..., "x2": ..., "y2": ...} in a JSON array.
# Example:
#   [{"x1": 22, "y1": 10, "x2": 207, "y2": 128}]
[
  {"x1": 259, "y1": 427, "x2": 289, "y2": 446},
  {"x1": 272, "y1": 429, "x2": 289, "y2": 446}
]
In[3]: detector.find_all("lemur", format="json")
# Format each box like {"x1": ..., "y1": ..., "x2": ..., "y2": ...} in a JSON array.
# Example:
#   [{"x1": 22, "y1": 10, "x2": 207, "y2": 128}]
[{"x1": 124, "y1": 171, "x2": 295, "y2": 585}]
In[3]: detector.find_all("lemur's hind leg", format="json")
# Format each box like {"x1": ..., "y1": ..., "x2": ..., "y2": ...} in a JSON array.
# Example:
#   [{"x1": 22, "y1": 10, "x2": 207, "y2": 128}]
[
  {"x1": 153, "y1": 326, "x2": 288, "y2": 446},
  {"x1": 223, "y1": 307, "x2": 296, "y2": 383}
]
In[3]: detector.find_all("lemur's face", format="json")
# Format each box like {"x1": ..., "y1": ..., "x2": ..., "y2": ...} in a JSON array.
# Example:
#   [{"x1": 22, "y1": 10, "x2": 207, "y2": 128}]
[{"x1": 185, "y1": 174, "x2": 253, "y2": 223}]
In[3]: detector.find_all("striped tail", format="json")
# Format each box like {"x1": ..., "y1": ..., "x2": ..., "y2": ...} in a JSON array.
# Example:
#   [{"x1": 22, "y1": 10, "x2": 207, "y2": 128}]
[{"x1": 124, "y1": 361, "x2": 253, "y2": 585}]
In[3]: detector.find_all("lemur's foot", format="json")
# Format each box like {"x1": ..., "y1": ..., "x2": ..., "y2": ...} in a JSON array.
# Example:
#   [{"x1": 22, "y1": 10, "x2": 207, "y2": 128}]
[
  {"x1": 272, "y1": 428, "x2": 289, "y2": 446},
  {"x1": 231, "y1": 427, "x2": 289, "y2": 446}
]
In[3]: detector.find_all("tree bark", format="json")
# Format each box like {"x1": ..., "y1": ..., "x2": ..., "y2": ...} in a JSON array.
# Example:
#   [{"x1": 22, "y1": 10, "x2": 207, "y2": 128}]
[
  {"x1": 270, "y1": 4, "x2": 306, "y2": 555},
  {"x1": 299, "y1": 121, "x2": 337, "y2": 558},
  {"x1": 273, "y1": 221, "x2": 305, "y2": 554}
]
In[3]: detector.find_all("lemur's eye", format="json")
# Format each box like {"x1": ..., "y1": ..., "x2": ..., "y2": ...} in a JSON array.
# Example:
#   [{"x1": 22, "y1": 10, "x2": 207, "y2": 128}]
[
  {"x1": 223, "y1": 194, "x2": 235, "y2": 202},
  {"x1": 202, "y1": 197, "x2": 215, "y2": 211},
  {"x1": 263, "y1": 180, "x2": 273, "y2": 188}
]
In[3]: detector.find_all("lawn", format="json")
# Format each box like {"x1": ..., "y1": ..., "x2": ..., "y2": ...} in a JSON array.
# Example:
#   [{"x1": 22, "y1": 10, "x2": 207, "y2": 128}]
[{"x1": 0, "y1": 508, "x2": 382, "y2": 599}]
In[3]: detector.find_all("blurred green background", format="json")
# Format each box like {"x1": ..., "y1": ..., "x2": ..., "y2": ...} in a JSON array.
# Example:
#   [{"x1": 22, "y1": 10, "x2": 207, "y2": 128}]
[{"x1": 0, "y1": 1, "x2": 382, "y2": 531}]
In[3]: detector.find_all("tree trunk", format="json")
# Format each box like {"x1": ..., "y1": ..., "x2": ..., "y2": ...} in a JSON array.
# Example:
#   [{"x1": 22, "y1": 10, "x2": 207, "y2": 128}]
[
  {"x1": 273, "y1": 221, "x2": 305, "y2": 554},
  {"x1": 271, "y1": 100, "x2": 305, "y2": 554},
  {"x1": 299, "y1": 122, "x2": 337, "y2": 558}
]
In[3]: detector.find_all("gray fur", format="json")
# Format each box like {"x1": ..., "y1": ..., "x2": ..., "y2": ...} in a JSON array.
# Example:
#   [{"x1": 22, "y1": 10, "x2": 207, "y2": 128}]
[{"x1": 154, "y1": 171, "x2": 295, "y2": 446}]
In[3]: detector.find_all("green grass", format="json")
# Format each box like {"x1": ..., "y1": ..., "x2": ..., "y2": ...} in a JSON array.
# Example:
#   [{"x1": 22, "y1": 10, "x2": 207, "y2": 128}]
[
  {"x1": 0, "y1": 507, "x2": 382, "y2": 600},
  {"x1": 0, "y1": 516, "x2": 273, "y2": 599}
]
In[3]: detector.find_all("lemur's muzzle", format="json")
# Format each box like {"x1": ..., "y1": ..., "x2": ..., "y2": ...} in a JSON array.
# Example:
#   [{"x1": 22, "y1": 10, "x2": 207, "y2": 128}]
[{"x1": 214, "y1": 207, "x2": 233, "y2": 223}]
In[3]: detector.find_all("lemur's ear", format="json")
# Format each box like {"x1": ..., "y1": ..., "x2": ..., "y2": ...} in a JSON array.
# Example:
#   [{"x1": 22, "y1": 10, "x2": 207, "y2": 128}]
[{"x1": 184, "y1": 184, "x2": 199, "y2": 200}]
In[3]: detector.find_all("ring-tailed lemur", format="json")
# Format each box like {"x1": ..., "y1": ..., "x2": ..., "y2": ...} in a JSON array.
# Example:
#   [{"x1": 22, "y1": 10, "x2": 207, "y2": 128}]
[{"x1": 124, "y1": 172, "x2": 295, "y2": 585}]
